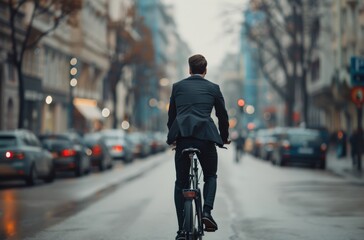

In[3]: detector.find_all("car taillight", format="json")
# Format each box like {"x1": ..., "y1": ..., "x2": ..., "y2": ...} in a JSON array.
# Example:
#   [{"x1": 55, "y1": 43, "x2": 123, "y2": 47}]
[
  {"x1": 5, "y1": 151, "x2": 25, "y2": 160},
  {"x1": 92, "y1": 145, "x2": 102, "y2": 156},
  {"x1": 320, "y1": 143, "x2": 327, "y2": 152},
  {"x1": 112, "y1": 145, "x2": 123, "y2": 152},
  {"x1": 61, "y1": 149, "x2": 77, "y2": 157}
]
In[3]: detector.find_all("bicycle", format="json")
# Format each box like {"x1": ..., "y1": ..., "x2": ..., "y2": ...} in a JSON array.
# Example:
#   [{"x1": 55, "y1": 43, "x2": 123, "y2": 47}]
[{"x1": 181, "y1": 147, "x2": 216, "y2": 240}]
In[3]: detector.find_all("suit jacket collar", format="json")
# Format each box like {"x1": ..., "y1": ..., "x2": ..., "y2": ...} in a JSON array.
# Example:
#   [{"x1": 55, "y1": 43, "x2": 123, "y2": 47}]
[{"x1": 186, "y1": 75, "x2": 205, "y2": 80}]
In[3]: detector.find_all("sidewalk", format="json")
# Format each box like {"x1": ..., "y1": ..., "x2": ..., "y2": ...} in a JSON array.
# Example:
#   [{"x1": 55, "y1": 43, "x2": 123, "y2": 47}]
[{"x1": 326, "y1": 148, "x2": 364, "y2": 185}]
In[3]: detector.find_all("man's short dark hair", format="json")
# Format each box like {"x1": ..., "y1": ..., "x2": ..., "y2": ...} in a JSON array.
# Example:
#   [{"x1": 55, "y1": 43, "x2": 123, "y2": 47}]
[{"x1": 189, "y1": 54, "x2": 207, "y2": 74}]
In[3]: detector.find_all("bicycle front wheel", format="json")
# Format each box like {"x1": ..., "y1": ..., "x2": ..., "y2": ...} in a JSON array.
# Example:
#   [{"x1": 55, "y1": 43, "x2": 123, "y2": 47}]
[{"x1": 183, "y1": 199, "x2": 194, "y2": 239}]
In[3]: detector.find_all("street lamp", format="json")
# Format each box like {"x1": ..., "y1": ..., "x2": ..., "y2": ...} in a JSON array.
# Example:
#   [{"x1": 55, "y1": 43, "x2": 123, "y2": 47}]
[
  {"x1": 245, "y1": 105, "x2": 255, "y2": 115},
  {"x1": 45, "y1": 95, "x2": 53, "y2": 105},
  {"x1": 149, "y1": 98, "x2": 158, "y2": 108},
  {"x1": 101, "y1": 108, "x2": 110, "y2": 118},
  {"x1": 70, "y1": 78, "x2": 78, "y2": 87},
  {"x1": 159, "y1": 78, "x2": 170, "y2": 87},
  {"x1": 68, "y1": 57, "x2": 78, "y2": 129},
  {"x1": 121, "y1": 120, "x2": 130, "y2": 130}
]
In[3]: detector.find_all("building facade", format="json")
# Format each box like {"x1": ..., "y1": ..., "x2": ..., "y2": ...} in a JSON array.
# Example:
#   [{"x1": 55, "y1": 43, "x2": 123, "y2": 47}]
[
  {"x1": 41, "y1": 0, "x2": 109, "y2": 134},
  {"x1": 240, "y1": 2, "x2": 283, "y2": 129},
  {"x1": 309, "y1": 0, "x2": 364, "y2": 135},
  {"x1": 134, "y1": 0, "x2": 190, "y2": 131},
  {"x1": 0, "y1": 0, "x2": 110, "y2": 134}
]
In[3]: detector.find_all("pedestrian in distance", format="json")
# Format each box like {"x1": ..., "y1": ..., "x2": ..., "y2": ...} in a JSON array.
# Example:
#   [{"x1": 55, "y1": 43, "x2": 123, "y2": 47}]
[
  {"x1": 349, "y1": 128, "x2": 363, "y2": 171},
  {"x1": 336, "y1": 129, "x2": 347, "y2": 158},
  {"x1": 167, "y1": 54, "x2": 230, "y2": 240},
  {"x1": 232, "y1": 130, "x2": 245, "y2": 163}
]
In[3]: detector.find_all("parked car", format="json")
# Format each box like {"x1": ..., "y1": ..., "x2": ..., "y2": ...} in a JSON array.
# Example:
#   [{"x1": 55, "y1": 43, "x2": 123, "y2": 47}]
[
  {"x1": 252, "y1": 129, "x2": 272, "y2": 157},
  {"x1": 270, "y1": 128, "x2": 327, "y2": 169},
  {"x1": 154, "y1": 132, "x2": 168, "y2": 152},
  {"x1": 39, "y1": 133, "x2": 91, "y2": 177},
  {"x1": 259, "y1": 127, "x2": 287, "y2": 161},
  {"x1": 83, "y1": 132, "x2": 113, "y2": 171},
  {"x1": 0, "y1": 129, "x2": 55, "y2": 186},
  {"x1": 128, "y1": 132, "x2": 152, "y2": 158},
  {"x1": 100, "y1": 129, "x2": 134, "y2": 163},
  {"x1": 146, "y1": 132, "x2": 168, "y2": 154}
]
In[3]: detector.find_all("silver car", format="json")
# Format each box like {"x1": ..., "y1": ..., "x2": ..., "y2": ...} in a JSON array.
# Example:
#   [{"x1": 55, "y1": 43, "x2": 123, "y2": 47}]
[
  {"x1": 101, "y1": 129, "x2": 134, "y2": 163},
  {"x1": 0, "y1": 129, "x2": 55, "y2": 186}
]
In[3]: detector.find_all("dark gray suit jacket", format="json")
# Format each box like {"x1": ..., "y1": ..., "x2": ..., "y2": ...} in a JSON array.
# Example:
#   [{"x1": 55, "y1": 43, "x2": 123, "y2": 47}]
[{"x1": 167, "y1": 75, "x2": 229, "y2": 146}]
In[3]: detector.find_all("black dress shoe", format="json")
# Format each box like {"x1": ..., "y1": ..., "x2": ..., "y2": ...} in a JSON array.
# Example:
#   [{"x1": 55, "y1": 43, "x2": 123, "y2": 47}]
[
  {"x1": 175, "y1": 230, "x2": 185, "y2": 240},
  {"x1": 202, "y1": 212, "x2": 218, "y2": 231}
]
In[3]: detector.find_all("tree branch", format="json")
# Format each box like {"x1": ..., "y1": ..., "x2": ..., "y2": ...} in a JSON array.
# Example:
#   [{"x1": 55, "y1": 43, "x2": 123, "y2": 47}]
[
  {"x1": 272, "y1": 0, "x2": 285, "y2": 14},
  {"x1": 257, "y1": 49, "x2": 287, "y2": 100},
  {"x1": 8, "y1": 0, "x2": 19, "y2": 64},
  {"x1": 34, "y1": 0, "x2": 57, "y2": 17},
  {"x1": 265, "y1": 18, "x2": 291, "y2": 78},
  {"x1": 20, "y1": 0, "x2": 38, "y2": 59},
  {"x1": 26, "y1": 13, "x2": 68, "y2": 49},
  {"x1": 14, "y1": 0, "x2": 27, "y2": 15},
  {"x1": 248, "y1": 26, "x2": 290, "y2": 81}
]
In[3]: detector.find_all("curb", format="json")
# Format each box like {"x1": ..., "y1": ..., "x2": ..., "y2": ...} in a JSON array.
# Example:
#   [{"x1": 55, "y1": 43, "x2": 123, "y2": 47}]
[{"x1": 326, "y1": 159, "x2": 364, "y2": 185}]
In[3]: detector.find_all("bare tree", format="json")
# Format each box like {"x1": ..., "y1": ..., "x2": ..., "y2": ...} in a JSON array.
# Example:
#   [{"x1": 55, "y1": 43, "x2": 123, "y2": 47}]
[
  {"x1": 6, "y1": 0, "x2": 82, "y2": 129},
  {"x1": 107, "y1": 3, "x2": 155, "y2": 128},
  {"x1": 243, "y1": 0, "x2": 320, "y2": 126}
]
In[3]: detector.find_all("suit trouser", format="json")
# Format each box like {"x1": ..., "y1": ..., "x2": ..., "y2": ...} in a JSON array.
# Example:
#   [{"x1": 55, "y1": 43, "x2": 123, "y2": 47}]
[{"x1": 174, "y1": 137, "x2": 218, "y2": 230}]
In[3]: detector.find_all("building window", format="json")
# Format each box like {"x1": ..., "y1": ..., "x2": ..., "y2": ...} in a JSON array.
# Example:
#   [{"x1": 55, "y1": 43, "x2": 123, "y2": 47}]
[
  {"x1": 7, "y1": 63, "x2": 15, "y2": 82},
  {"x1": 342, "y1": 47, "x2": 348, "y2": 67},
  {"x1": 44, "y1": 49, "x2": 50, "y2": 86},
  {"x1": 34, "y1": 48, "x2": 41, "y2": 76},
  {"x1": 6, "y1": 98, "x2": 15, "y2": 130},
  {"x1": 311, "y1": 59, "x2": 320, "y2": 82}
]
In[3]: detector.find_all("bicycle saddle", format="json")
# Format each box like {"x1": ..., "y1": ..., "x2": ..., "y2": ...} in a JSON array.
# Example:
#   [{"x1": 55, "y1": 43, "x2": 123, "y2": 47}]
[{"x1": 182, "y1": 148, "x2": 201, "y2": 154}]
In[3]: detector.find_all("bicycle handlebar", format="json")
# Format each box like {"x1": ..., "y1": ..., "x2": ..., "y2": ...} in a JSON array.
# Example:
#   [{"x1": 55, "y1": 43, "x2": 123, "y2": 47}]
[
  {"x1": 170, "y1": 139, "x2": 231, "y2": 151},
  {"x1": 171, "y1": 144, "x2": 229, "y2": 151}
]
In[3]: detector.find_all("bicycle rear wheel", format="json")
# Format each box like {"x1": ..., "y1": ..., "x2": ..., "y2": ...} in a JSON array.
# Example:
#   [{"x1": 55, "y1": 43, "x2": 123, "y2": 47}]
[
  {"x1": 195, "y1": 194, "x2": 203, "y2": 239},
  {"x1": 183, "y1": 199, "x2": 195, "y2": 239}
]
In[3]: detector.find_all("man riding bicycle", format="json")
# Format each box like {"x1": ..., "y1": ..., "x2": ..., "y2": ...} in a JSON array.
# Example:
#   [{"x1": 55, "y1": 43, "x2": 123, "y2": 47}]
[{"x1": 167, "y1": 54, "x2": 230, "y2": 240}]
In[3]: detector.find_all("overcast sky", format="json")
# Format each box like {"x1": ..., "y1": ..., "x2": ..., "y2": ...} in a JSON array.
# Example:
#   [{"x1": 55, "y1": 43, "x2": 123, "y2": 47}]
[
  {"x1": 110, "y1": 0, "x2": 247, "y2": 69},
  {"x1": 163, "y1": 0, "x2": 247, "y2": 68}
]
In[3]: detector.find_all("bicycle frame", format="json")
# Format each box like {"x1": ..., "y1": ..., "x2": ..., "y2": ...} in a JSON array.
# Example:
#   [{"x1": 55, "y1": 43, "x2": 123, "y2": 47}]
[{"x1": 182, "y1": 150, "x2": 204, "y2": 240}]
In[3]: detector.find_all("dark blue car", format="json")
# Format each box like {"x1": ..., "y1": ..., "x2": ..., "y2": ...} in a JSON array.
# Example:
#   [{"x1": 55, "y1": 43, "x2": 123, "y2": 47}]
[{"x1": 271, "y1": 128, "x2": 327, "y2": 169}]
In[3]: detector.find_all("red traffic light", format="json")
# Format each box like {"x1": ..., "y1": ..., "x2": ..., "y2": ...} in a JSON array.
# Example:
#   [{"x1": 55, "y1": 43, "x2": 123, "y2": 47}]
[{"x1": 237, "y1": 99, "x2": 245, "y2": 107}]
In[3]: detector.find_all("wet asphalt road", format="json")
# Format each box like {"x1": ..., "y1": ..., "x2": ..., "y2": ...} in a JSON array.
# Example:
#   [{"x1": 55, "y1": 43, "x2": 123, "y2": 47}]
[{"x1": 1, "y1": 148, "x2": 364, "y2": 240}]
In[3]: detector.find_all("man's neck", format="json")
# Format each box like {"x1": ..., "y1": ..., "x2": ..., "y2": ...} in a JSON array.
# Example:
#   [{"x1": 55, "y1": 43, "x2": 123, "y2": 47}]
[{"x1": 191, "y1": 74, "x2": 205, "y2": 78}]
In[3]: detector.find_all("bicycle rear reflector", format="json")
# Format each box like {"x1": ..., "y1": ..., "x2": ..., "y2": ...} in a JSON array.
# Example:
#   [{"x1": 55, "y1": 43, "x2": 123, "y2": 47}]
[{"x1": 183, "y1": 190, "x2": 196, "y2": 199}]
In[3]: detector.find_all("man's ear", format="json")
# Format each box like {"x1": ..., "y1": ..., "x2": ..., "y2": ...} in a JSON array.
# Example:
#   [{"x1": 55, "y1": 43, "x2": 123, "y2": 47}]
[
  {"x1": 189, "y1": 68, "x2": 192, "y2": 75},
  {"x1": 203, "y1": 69, "x2": 207, "y2": 76}
]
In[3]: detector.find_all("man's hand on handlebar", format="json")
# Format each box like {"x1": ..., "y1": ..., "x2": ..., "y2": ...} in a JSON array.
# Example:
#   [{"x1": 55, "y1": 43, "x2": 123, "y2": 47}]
[
  {"x1": 224, "y1": 139, "x2": 231, "y2": 145},
  {"x1": 216, "y1": 139, "x2": 231, "y2": 149},
  {"x1": 170, "y1": 141, "x2": 176, "y2": 151}
]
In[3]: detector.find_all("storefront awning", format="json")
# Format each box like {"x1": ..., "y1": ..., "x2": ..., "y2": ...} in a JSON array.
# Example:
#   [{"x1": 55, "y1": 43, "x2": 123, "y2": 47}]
[{"x1": 73, "y1": 98, "x2": 102, "y2": 120}]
